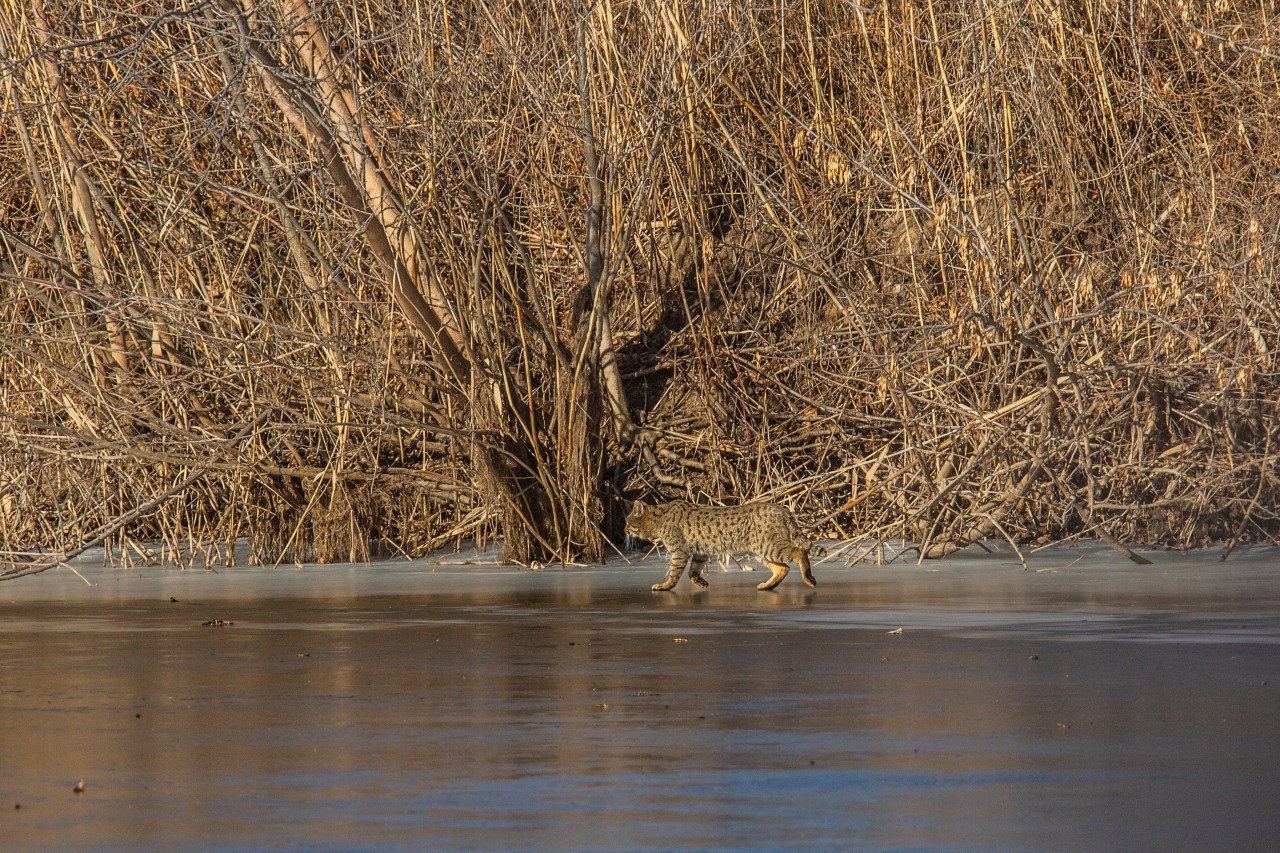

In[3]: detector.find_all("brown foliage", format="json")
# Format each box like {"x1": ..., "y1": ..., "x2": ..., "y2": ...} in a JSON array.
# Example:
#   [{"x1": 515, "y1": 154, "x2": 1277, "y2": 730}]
[{"x1": 2, "y1": 0, "x2": 1278, "y2": 576}]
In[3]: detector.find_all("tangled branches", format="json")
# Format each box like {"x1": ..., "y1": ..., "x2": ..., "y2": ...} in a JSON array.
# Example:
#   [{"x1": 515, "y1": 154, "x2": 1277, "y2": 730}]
[{"x1": 2, "y1": 0, "x2": 1277, "y2": 576}]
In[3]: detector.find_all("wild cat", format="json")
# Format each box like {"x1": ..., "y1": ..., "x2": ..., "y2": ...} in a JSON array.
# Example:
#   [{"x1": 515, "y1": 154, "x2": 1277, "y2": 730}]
[{"x1": 624, "y1": 499, "x2": 820, "y2": 592}]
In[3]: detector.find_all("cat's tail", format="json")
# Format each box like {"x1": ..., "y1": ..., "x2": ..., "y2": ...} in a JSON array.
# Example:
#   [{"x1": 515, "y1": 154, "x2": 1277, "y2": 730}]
[
  {"x1": 790, "y1": 536, "x2": 821, "y2": 587},
  {"x1": 792, "y1": 536, "x2": 826, "y2": 559}
]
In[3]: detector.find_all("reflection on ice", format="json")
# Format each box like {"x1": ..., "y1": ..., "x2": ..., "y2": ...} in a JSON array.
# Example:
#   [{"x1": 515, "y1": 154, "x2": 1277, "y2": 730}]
[{"x1": 2, "y1": 541, "x2": 1278, "y2": 850}]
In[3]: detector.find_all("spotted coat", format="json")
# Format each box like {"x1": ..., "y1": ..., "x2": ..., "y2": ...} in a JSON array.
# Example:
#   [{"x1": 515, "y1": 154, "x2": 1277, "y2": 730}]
[{"x1": 625, "y1": 500, "x2": 819, "y2": 591}]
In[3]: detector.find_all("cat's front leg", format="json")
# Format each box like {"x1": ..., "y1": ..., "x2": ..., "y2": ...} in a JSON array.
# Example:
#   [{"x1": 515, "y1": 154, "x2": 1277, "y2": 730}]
[
  {"x1": 652, "y1": 551, "x2": 689, "y2": 591},
  {"x1": 688, "y1": 554, "x2": 710, "y2": 588}
]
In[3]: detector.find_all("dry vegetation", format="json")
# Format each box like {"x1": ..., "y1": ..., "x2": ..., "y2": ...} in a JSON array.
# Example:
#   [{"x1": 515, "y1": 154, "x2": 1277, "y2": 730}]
[{"x1": 2, "y1": 0, "x2": 1278, "y2": 577}]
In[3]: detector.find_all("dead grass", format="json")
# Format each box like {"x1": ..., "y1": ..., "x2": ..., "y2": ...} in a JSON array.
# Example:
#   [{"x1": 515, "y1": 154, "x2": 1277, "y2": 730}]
[{"x1": 1, "y1": 0, "x2": 1277, "y2": 575}]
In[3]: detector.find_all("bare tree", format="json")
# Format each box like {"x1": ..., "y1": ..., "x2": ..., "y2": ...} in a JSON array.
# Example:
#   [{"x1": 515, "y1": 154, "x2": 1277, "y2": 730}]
[{"x1": 2, "y1": 1, "x2": 1277, "y2": 578}]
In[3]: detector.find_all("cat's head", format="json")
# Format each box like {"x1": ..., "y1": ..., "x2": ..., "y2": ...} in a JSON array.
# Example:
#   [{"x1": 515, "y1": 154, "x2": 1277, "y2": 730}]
[{"x1": 624, "y1": 500, "x2": 656, "y2": 542}]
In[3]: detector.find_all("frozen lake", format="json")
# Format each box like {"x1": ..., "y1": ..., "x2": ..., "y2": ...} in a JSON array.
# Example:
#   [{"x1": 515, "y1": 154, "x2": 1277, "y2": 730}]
[{"x1": 2, "y1": 543, "x2": 1279, "y2": 851}]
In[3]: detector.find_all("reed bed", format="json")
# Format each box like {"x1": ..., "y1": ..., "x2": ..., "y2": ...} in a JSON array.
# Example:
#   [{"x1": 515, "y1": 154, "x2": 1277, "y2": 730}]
[{"x1": 2, "y1": 0, "x2": 1277, "y2": 575}]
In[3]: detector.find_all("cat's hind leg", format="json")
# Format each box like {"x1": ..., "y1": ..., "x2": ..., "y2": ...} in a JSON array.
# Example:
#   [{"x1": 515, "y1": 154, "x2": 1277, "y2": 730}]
[
  {"x1": 757, "y1": 560, "x2": 790, "y2": 591},
  {"x1": 652, "y1": 552, "x2": 689, "y2": 592}
]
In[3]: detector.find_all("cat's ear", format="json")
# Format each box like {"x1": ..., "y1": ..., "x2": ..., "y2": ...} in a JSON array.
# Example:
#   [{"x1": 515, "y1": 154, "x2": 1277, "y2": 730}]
[{"x1": 632, "y1": 500, "x2": 648, "y2": 515}]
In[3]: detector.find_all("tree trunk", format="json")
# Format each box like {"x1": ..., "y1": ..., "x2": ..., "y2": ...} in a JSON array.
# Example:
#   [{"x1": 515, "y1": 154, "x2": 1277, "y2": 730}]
[{"x1": 220, "y1": 0, "x2": 607, "y2": 565}]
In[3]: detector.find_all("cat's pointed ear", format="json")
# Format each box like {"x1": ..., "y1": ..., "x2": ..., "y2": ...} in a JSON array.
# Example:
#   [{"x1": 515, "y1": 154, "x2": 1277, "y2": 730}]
[{"x1": 632, "y1": 500, "x2": 648, "y2": 515}]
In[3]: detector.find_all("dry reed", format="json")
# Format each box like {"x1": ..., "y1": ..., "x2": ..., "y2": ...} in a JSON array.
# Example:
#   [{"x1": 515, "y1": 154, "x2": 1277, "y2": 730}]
[{"x1": 1, "y1": 0, "x2": 1277, "y2": 577}]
